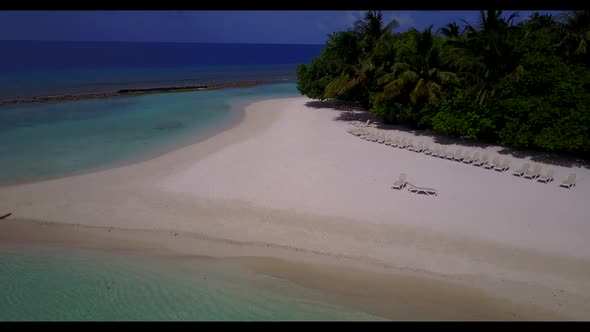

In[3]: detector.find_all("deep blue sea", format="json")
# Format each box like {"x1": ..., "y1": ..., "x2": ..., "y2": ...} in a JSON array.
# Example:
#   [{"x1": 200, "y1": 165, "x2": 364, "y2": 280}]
[
  {"x1": 0, "y1": 41, "x2": 384, "y2": 322},
  {"x1": 0, "y1": 41, "x2": 323, "y2": 99}
]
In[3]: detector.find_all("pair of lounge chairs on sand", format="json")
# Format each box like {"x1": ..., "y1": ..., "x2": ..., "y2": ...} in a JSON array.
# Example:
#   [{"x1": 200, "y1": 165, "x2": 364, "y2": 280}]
[
  {"x1": 479, "y1": 155, "x2": 511, "y2": 172},
  {"x1": 391, "y1": 173, "x2": 438, "y2": 197},
  {"x1": 512, "y1": 163, "x2": 577, "y2": 188}
]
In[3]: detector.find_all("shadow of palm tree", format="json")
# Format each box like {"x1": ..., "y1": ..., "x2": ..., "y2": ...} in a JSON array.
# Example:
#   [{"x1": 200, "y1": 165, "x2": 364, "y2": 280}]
[{"x1": 305, "y1": 100, "x2": 589, "y2": 169}]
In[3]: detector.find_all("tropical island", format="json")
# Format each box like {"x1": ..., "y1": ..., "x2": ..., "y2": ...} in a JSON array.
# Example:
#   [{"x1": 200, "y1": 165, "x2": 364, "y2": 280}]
[
  {"x1": 1, "y1": 10, "x2": 590, "y2": 321},
  {"x1": 297, "y1": 10, "x2": 590, "y2": 159}
]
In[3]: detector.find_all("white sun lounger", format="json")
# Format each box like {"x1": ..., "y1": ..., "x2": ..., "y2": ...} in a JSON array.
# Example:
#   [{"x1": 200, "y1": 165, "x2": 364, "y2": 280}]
[
  {"x1": 559, "y1": 173, "x2": 576, "y2": 188},
  {"x1": 512, "y1": 163, "x2": 530, "y2": 177},
  {"x1": 460, "y1": 151, "x2": 471, "y2": 163},
  {"x1": 523, "y1": 164, "x2": 542, "y2": 179},
  {"x1": 399, "y1": 137, "x2": 409, "y2": 149},
  {"x1": 352, "y1": 119, "x2": 370, "y2": 128},
  {"x1": 473, "y1": 153, "x2": 489, "y2": 167},
  {"x1": 452, "y1": 149, "x2": 465, "y2": 161},
  {"x1": 376, "y1": 132, "x2": 384, "y2": 143},
  {"x1": 494, "y1": 158, "x2": 511, "y2": 172},
  {"x1": 423, "y1": 143, "x2": 433, "y2": 155},
  {"x1": 462, "y1": 151, "x2": 479, "y2": 164},
  {"x1": 409, "y1": 141, "x2": 424, "y2": 153},
  {"x1": 443, "y1": 148, "x2": 456, "y2": 160},
  {"x1": 391, "y1": 173, "x2": 408, "y2": 190},
  {"x1": 407, "y1": 182, "x2": 438, "y2": 197},
  {"x1": 537, "y1": 169, "x2": 555, "y2": 183},
  {"x1": 483, "y1": 156, "x2": 500, "y2": 169},
  {"x1": 430, "y1": 145, "x2": 440, "y2": 157}
]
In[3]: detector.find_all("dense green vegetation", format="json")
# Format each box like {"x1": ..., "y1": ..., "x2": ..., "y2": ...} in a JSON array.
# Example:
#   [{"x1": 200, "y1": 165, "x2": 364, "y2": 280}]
[{"x1": 296, "y1": 10, "x2": 590, "y2": 158}]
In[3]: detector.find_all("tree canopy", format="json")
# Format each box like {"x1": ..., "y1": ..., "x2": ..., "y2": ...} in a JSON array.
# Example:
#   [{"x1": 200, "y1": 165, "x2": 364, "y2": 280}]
[{"x1": 296, "y1": 10, "x2": 590, "y2": 159}]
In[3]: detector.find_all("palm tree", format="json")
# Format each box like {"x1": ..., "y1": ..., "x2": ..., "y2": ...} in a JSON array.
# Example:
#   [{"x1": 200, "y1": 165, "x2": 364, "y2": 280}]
[
  {"x1": 354, "y1": 10, "x2": 400, "y2": 52},
  {"x1": 447, "y1": 10, "x2": 524, "y2": 105},
  {"x1": 557, "y1": 10, "x2": 590, "y2": 57},
  {"x1": 377, "y1": 26, "x2": 458, "y2": 106},
  {"x1": 323, "y1": 11, "x2": 399, "y2": 104},
  {"x1": 439, "y1": 22, "x2": 462, "y2": 39},
  {"x1": 525, "y1": 12, "x2": 557, "y2": 32}
]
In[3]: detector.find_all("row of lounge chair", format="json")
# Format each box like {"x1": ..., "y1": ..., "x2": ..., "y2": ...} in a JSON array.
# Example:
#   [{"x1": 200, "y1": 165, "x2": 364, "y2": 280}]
[
  {"x1": 347, "y1": 126, "x2": 578, "y2": 189},
  {"x1": 512, "y1": 163, "x2": 577, "y2": 188},
  {"x1": 348, "y1": 127, "x2": 512, "y2": 171}
]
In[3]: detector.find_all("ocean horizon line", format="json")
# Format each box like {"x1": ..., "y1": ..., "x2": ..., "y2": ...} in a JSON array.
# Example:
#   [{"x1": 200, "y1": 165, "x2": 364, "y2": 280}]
[{"x1": 0, "y1": 39, "x2": 326, "y2": 47}]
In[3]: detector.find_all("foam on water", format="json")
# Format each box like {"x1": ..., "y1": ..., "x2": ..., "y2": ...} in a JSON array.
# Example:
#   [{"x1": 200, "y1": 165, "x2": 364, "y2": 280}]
[{"x1": 0, "y1": 244, "x2": 384, "y2": 321}]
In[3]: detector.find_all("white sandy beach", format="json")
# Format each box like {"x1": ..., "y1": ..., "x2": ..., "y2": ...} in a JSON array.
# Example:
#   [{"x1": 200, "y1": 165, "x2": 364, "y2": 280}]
[{"x1": 1, "y1": 96, "x2": 590, "y2": 320}]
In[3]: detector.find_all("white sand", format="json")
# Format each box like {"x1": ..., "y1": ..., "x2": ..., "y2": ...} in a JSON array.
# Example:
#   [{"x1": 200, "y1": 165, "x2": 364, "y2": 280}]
[{"x1": 1, "y1": 96, "x2": 590, "y2": 319}]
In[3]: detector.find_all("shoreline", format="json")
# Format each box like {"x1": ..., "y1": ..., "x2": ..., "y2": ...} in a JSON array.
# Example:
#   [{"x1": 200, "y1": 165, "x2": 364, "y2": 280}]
[
  {"x1": 1, "y1": 96, "x2": 590, "y2": 320},
  {"x1": 0, "y1": 218, "x2": 568, "y2": 321},
  {"x1": 0, "y1": 89, "x2": 295, "y2": 188},
  {"x1": 0, "y1": 99, "x2": 248, "y2": 188}
]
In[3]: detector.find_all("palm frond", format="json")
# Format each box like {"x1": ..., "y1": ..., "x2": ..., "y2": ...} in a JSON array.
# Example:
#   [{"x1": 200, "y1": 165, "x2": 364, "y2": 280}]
[
  {"x1": 324, "y1": 75, "x2": 352, "y2": 98},
  {"x1": 409, "y1": 78, "x2": 425, "y2": 104}
]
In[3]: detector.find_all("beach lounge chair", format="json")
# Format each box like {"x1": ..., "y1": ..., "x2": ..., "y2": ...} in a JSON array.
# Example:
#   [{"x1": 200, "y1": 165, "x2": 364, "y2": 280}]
[
  {"x1": 399, "y1": 137, "x2": 409, "y2": 149},
  {"x1": 391, "y1": 173, "x2": 408, "y2": 190},
  {"x1": 376, "y1": 132, "x2": 385, "y2": 144},
  {"x1": 407, "y1": 183, "x2": 438, "y2": 197},
  {"x1": 559, "y1": 173, "x2": 576, "y2": 188},
  {"x1": 383, "y1": 134, "x2": 391, "y2": 145},
  {"x1": 391, "y1": 136, "x2": 401, "y2": 147},
  {"x1": 494, "y1": 158, "x2": 511, "y2": 172},
  {"x1": 443, "y1": 148, "x2": 455, "y2": 160},
  {"x1": 429, "y1": 145, "x2": 440, "y2": 157},
  {"x1": 409, "y1": 141, "x2": 424, "y2": 153},
  {"x1": 383, "y1": 133, "x2": 391, "y2": 144},
  {"x1": 384, "y1": 135, "x2": 392, "y2": 146},
  {"x1": 463, "y1": 151, "x2": 479, "y2": 164},
  {"x1": 358, "y1": 128, "x2": 368, "y2": 139},
  {"x1": 473, "y1": 153, "x2": 489, "y2": 167},
  {"x1": 351, "y1": 127, "x2": 366, "y2": 136},
  {"x1": 376, "y1": 132, "x2": 384, "y2": 143},
  {"x1": 423, "y1": 143, "x2": 433, "y2": 155},
  {"x1": 438, "y1": 146, "x2": 448, "y2": 159},
  {"x1": 371, "y1": 131, "x2": 379, "y2": 142},
  {"x1": 523, "y1": 164, "x2": 542, "y2": 180},
  {"x1": 405, "y1": 138, "x2": 415, "y2": 150},
  {"x1": 444, "y1": 148, "x2": 454, "y2": 160},
  {"x1": 353, "y1": 119, "x2": 370, "y2": 128},
  {"x1": 460, "y1": 151, "x2": 471, "y2": 162},
  {"x1": 452, "y1": 149, "x2": 465, "y2": 161},
  {"x1": 483, "y1": 156, "x2": 500, "y2": 169},
  {"x1": 537, "y1": 169, "x2": 555, "y2": 183},
  {"x1": 512, "y1": 163, "x2": 530, "y2": 177}
]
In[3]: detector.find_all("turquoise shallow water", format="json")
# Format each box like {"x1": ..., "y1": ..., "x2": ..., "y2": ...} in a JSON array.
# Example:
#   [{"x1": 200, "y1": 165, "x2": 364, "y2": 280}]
[
  {"x1": 0, "y1": 83, "x2": 299, "y2": 184},
  {"x1": 0, "y1": 244, "x2": 383, "y2": 321}
]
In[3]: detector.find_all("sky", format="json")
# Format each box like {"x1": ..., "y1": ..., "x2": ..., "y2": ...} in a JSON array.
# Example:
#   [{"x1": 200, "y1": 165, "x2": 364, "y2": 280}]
[{"x1": 0, "y1": 11, "x2": 565, "y2": 45}]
